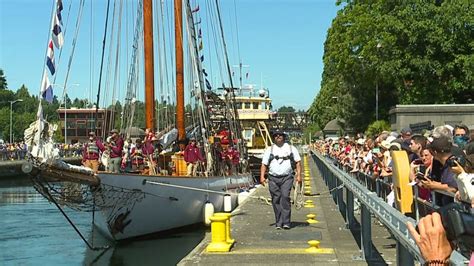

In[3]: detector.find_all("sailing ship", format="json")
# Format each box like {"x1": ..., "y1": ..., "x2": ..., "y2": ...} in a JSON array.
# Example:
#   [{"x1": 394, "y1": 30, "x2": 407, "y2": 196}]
[{"x1": 24, "y1": 0, "x2": 254, "y2": 243}]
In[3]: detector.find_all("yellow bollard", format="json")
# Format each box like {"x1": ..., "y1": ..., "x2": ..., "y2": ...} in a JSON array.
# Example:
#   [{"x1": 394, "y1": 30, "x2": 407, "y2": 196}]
[
  {"x1": 206, "y1": 215, "x2": 232, "y2": 252},
  {"x1": 304, "y1": 185, "x2": 311, "y2": 190},
  {"x1": 304, "y1": 181, "x2": 311, "y2": 186},
  {"x1": 214, "y1": 212, "x2": 235, "y2": 245},
  {"x1": 304, "y1": 189, "x2": 312, "y2": 196},
  {"x1": 306, "y1": 213, "x2": 319, "y2": 224},
  {"x1": 305, "y1": 240, "x2": 321, "y2": 253},
  {"x1": 304, "y1": 200, "x2": 315, "y2": 208}
]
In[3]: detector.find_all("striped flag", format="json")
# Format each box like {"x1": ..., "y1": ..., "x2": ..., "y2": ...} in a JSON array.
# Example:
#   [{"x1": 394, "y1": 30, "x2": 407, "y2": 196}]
[
  {"x1": 191, "y1": 5, "x2": 199, "y2": 13},
  {"x1": 51, "y1": 0, "x2": 64, "y2": 48},
  {"x1": 205, "y1": 78, "x2": 211, "y2": 90},
  {"x1": 40, "y1": 70, "x2": 54, "y2": 103},
  {"x1": 46, "y1": 40, "x2": 55, "y2": 75}
]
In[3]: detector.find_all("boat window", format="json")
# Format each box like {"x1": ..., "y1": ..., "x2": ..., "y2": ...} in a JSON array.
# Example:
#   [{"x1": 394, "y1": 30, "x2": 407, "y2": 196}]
[
  {"x1": 262, "y1": 102, "x2": 267, "y2": 110},
  {"x1": 234, "y1": 102, "x2": 242, "y2": 109},
  {"x1": 243, "y1": 129, "x2": 253, "y2": 141},
  {"x1": 253, "y1": 102, "x2": 259, "y2": 110},
  {"x1": 244, "y1": 102, "x2": 250, "y2": 109}
]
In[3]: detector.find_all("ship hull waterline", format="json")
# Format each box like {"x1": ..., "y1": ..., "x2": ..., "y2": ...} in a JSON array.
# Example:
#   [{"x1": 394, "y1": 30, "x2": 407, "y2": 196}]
[{"x1": 93, "y1": 172, "x2": 253, "y2": 241}]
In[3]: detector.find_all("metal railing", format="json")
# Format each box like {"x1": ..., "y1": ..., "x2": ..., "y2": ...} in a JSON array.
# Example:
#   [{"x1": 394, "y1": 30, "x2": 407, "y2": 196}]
[{"x1": 311, "y1": 151, "x2": 468, "y2": 266}]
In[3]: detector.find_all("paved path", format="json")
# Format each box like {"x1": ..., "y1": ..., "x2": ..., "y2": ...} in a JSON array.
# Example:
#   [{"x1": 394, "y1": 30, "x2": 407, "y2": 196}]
[{"x1": 180, "y1": 154, "x2": 397, "y2": 265}]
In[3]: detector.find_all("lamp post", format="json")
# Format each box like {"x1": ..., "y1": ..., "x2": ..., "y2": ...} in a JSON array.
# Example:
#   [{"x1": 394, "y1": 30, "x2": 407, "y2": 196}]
[
  {"x1": 10, "y1": 99, "x2": 23, "y2": 143},
  {"x1": 375, "y1": 42, "x2": 382, "y2": 121}
]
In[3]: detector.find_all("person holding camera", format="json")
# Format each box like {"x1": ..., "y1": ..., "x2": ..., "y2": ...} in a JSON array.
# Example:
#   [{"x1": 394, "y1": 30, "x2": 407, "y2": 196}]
[
  {"x1": 450, "y1": 154, "x2": 474, "y2": 207},
  {"x1": 409, "y1": 147, "x2": 433, "y2": 201},
  {"x1": 422, "y1": 135, "x2": 458, "y2": 206}
]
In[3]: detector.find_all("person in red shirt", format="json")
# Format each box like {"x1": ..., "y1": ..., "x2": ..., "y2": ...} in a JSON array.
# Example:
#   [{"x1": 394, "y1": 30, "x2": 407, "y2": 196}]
[
  {"x1": 107, "y1": 129, "x2": 124, "y2": 173},
  {"x1": 222, "y1": 144, "x2": 240, "y2": 175},
  {"x1": 184, "y1": 137, "x2": 203, "y2": 176},
  {"x1": 82, "y1": 131, "x2": 105, "y2": 173},
  {"x1": 130, "y1": 139, "x2": 145, "y2": 172}
]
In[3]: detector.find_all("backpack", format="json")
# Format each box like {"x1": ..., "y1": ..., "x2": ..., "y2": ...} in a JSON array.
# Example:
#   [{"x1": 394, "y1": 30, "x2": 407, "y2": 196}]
[{"x1": 268, "y1": 144, "x2": 296, "y2": 170}]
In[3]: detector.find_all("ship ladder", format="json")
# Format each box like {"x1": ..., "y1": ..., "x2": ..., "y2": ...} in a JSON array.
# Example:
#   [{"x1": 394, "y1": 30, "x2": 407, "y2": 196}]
[{"x1": 257, "y1": 121, "x2": 272, "y2": 147}]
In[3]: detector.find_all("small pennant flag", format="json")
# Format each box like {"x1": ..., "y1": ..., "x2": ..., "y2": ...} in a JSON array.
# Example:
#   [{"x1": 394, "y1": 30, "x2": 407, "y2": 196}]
[
  {"x1": 46, "y1": 40, "x2": 55, "y2": 75},
  {"x1": 191, "y1": 5, "x2": 199, "y2": 13},
  {"x1": 198, "y1": 40, "x2": 203, "y2": 51},
  {"x1": 52, "y1": 14, "x2": 64, "y2": 48},
  {"x1": 200, "y1": 55, "x2": 204, "y2": 62},
  {"x1": 205, "y1": 79, "x2": 212, "y2": 90},
  {"x1": 56, "y1": 0, "x2": 63, "y2": 23},
  {"x1": 40, "y1": 71, "x2": 54, "y2": 103},
  {"x1": 194, "y1": 19, "x2": 201, "y2": 25},
  {"x1": 246, "y1": 72, "x2": 249, "y2": 79},
  {"x1": 202, "y1": 69, "x2": 208, "y2": 77},
  {"x1": 198, "y1": 29, "x2": 202, "y2": 38}
]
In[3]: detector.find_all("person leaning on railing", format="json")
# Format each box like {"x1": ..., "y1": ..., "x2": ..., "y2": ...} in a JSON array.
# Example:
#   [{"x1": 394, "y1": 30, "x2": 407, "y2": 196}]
[{"x1": 421, "y1": 135, "x2": 458, "y2": 207}]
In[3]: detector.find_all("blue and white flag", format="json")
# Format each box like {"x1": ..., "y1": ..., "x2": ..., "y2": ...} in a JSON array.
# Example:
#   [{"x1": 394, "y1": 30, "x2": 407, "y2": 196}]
[
  {"x1": 51, "y1": 4, "x2": 64, "y2": 48},
  {"x1": 205, "y1": 78, "x2": 211, "y2": 90},
  {"x1": 40, "y1": 70, "x2": 53, "y2": 103},
  {"x1": 46, "y1": 40, "x2": 55, "y2": 75}
]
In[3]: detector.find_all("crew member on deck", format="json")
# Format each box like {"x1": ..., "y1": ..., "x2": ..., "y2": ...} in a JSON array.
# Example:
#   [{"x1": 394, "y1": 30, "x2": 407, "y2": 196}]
[
  {"x1": 222, "y1": 144, "x2": 240, "y2": 175},
  {"x1": 82, "y1": 131, "x2": 105, "y2": 173},
  {"x1": 130, "y1": 139, "x2": 145, "y2": 172},
  {"x1": 260, "y1": 130, "x2": 302, "y2": 230},
  {"x1": 107, "y1": 129, "x2": 124, "y2": 173},
  {"x1": 184, "y1": 137, "x2": 203, "y2": 176}
]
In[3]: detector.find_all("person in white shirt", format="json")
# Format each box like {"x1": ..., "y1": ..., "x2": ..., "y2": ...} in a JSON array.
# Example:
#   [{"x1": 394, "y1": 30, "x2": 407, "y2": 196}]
[{"x1": 260, "y1": 130, "x2": 302, "y2": 230}]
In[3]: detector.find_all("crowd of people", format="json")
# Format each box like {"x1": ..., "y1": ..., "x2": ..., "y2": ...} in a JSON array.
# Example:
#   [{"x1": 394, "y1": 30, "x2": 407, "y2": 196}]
[
  {"x1": 316, "y1": 124, "x2": 473, "y2": 207},
  {"x1": 0, "y1": 140, "x2": 85, "y2": 161},
  {"x1": 314, "y1": 124, "x2": 473, "y2": 263}
]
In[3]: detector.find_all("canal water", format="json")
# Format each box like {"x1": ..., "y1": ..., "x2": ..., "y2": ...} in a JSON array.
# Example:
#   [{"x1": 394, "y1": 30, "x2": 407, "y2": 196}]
[{"x1": 0, "y1": 176, "x2": 205, "y2": 265}]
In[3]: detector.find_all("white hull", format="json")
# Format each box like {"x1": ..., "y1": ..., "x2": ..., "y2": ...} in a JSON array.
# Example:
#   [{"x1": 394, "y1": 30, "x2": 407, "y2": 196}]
[{"x1": 94, "y1": 172, "x2": 253, "y2": 240}]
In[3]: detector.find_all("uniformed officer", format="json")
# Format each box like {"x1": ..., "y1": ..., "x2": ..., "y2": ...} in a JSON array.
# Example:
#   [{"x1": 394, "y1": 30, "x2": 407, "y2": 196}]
[{"x1": 260, "y1": 130, "x2": 302, "y2": 229}]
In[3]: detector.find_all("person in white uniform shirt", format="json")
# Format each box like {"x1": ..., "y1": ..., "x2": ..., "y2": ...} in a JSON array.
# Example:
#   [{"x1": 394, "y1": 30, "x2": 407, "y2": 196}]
[{"x1": 260, "y1": 130, "x2": 302, "y2": 229}]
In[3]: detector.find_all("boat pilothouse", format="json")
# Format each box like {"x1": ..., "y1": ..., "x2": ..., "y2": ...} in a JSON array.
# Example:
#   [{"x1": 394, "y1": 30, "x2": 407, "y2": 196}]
[{"x1": 209, "y1": 84, "x2": 274, "y2": 177}]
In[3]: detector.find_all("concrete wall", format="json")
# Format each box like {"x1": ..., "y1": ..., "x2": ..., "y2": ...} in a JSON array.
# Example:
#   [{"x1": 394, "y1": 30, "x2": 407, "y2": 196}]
[{"x1": 389, "y1": 104, "x2": 474, "y2": 132}]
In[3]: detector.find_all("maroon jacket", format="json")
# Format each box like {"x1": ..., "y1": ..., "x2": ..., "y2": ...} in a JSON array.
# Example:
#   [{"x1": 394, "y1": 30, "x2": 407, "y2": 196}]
[
  {"x1": 184, "y1": 144, "x2": 203, "y2": 163},
  {"x1": 82, "y1": 139, "x2": 105, "y2": 160},
  {"x1": 109, "y1": 137, "x2": 124, "y2": 158}
]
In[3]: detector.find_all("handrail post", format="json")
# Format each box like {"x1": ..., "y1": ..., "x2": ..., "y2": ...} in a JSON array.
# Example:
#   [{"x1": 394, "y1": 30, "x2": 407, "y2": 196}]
[
  {"x1": 361, "y1": 204, "x2": 373, "y2": 260},
  {"x1": 397, "y1": 242, "x2": 415, "y2": 266},
  {"x1": 346, "y1": 188, "x2": 355, "y2": 229}
]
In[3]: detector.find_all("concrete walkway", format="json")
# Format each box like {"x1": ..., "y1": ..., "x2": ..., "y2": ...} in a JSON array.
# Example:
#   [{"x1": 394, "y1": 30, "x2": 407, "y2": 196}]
[{"x1": 179, "y1": 155, "x2": 396, "y2": 265}]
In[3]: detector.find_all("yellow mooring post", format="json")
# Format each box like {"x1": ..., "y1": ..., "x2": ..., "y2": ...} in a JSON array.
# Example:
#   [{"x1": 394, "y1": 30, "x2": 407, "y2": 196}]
[
  {"x1": 214, "y1": 212, "x2": 235, "y2": 245},
  {"x1": 304, "y1": 200, "x2": 315, "y2": 208},
  {"x1": 206, "y1": 215, "x2": 232, "y2": 252},
  {"x1": 305, "y1": 240, "x2": 321, "y2": 253},
  {"x1": 306, "y1": 213, "x2": 319, "y2": 224}
]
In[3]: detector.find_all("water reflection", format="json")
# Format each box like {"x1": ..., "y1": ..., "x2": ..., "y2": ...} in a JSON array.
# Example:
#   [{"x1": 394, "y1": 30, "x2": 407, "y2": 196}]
[{"x1": 0, "y1": 176, "x2": 205, "y2": 265}]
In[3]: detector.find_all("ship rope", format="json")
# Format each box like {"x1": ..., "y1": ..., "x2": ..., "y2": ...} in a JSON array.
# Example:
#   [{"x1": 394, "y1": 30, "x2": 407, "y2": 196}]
[{"x1": 144, "y1": 179, "x2": 345, "y2": 207}]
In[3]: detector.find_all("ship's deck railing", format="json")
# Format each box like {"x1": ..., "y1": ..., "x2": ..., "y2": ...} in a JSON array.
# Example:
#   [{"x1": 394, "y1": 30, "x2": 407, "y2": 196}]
[{"x1": 310, "y1": 150, "x2": 469, "y2": 266}]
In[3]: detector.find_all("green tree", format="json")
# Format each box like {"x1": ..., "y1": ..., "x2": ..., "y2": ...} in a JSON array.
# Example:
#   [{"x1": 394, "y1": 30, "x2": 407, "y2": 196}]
[
  {"x1": 277, "y1": 106, "x2": 295, "y2": 113},
  {"x1": 0, "y1": 69, "x2": 7, "y2": 90},
  {"x1": 311, "y1": 1, "x2": 474, "y2": 133}
]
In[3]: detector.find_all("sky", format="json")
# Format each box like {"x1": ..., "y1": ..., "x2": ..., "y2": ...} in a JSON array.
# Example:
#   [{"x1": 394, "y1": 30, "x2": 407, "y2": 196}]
[{"x1": 0, "y1": 0, "x2": 341, "y2": 111}]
